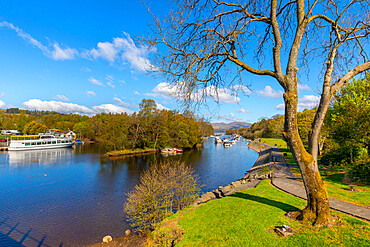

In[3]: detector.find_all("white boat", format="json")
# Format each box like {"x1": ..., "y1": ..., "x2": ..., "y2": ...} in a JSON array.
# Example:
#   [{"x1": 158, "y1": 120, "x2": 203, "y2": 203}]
[
  {"x1": 214, "y1": 137, "x2": 222, "y2": 144},
  {"x1": 8, "y1": 135, "x2": 74, "y2": 151},
  {"x1": 223, "y1": 139, "x2": 231, "y2": 147}
]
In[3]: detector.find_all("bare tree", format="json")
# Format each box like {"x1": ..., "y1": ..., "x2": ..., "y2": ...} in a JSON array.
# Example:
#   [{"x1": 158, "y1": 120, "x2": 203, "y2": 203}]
[{"x1": 144, "y1": 0, "x2": 370, "y2": 226}]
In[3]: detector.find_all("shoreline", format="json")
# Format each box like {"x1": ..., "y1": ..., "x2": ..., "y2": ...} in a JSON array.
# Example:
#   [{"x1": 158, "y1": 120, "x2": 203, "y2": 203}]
[
  {"x1": 91, "y1": 139, "x2": 272, "y2": 246},
  {"x1": 193, "y1": 139, "x2": 273, "y2": 203}
]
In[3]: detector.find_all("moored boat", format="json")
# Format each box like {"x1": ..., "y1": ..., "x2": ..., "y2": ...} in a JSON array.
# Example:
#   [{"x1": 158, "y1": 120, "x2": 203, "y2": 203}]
[{"x1": 8, "y1": 135, "x2": 74, "y2": 151}]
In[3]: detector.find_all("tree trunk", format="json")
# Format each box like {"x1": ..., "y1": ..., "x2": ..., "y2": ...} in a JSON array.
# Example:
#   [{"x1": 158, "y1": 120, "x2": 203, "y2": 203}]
[
  {"x1": 308, "y1": 85, "x2": 332, "y2": 161},
  {"x1": 283, "y1": 89, "x2": 333, "y2": 226}
]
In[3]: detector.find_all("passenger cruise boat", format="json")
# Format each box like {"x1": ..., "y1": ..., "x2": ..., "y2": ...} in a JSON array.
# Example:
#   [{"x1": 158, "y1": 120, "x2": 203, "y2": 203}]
[{"x1": 8, "y1": 135, "x2": 74, "y2": 151}]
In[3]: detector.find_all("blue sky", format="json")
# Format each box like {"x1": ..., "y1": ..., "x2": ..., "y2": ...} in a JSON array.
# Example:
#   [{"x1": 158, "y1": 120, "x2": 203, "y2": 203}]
[{"x1": 0, "y1": 1, "x2": 321, "y2": 123}]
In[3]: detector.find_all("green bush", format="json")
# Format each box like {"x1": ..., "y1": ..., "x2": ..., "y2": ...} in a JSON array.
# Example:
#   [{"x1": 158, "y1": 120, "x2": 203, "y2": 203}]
[
  {"x1": 347, "y1": 156, "x2": 370, "y2": 184},
  {"x1": 123, "y1": 160, "x2": 200, "y2": 232},
  {"x1": 320, "y1": 147, "x2": 359, "y2": 167}
]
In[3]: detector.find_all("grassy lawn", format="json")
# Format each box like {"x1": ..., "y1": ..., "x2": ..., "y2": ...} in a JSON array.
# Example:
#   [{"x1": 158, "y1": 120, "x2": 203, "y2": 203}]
[
  {"x1": 260, "y1": 138, "x2": 370, "y2": 208},
  {"x1": 154, "y1": 180, "x2": 369, "y2": 246},
  {"x1": 260, "y1": 138, "x2": 297, "y2": 166}
]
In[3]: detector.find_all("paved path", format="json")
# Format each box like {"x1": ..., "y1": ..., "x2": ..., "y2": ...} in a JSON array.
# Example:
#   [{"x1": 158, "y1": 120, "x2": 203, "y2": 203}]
[{"x1": 267, "y1": 145, "x2": 370, "y2": 221}]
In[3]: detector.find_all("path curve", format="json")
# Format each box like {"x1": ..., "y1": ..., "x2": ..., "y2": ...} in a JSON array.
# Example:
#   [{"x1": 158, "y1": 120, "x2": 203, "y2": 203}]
[{"x1": 263, "y1": 144, "x2": 370, "y2": 221}]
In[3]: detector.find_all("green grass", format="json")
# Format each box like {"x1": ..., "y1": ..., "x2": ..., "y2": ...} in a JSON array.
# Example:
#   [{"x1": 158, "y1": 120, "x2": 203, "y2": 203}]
[
  {"x1": 293, "y1": 170, "x2": 370, "y2": 207},
  {"x1": 260, "y1": 138, "x2": 297, "y2": 166},
  {"x1": 154, "y1": 180, "x2": 369, "y2": 246},
  {"x1": 261, "y1": 138, "x2": 370, "y2": 208}
]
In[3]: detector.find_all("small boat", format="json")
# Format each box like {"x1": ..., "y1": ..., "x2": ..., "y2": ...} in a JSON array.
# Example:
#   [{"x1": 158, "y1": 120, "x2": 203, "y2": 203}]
[
  {"x1": 223, "y1": 139, "x2": 231, "y2": 147},
  {"x1": 161, "y1": 147, "x2": 183, "y2": 155},
  {"x1": 161, "y1": 147, "x2": 175, "y2": 154},
  {"x1": 74, "y1": 139, "x2": 84, "y2": 145},
  {"x1": 214, "y1": 137, "x2": 222, "y2": 144}
]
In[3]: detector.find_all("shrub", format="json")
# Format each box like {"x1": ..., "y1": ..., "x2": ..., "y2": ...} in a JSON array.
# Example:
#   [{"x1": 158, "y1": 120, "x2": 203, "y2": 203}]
[
  {"x1": 123, "y1": 160, "x2": 200, "y2": 232},
  {"x1": 320, "y1": 147, "x2": 359, "y2": 167},
  {"x1": 347, "y1": 155, "x2": 370, "y2": 184}
]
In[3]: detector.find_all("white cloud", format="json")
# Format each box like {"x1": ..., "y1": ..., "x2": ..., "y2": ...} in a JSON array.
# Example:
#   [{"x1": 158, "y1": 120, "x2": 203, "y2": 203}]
[
  {"x1": 156, "y1": 103, "x2": 169, "y2": 110},
  {"x1": 106, "y1": 75, "x2": 114, "y2": 81},
  {"x1": 23, "y1": 99, "x2": 93, "y2": 114},
  {"x1": 298, "y1": 84, "x2": 312, "y2": 91},
  {"x1": 151, "y1": 82, "x2": 240, "y2": 103},
  {"x1": 214, "y1": 113, "x2": 242, "y2": 122},
  {"x1": 134, "y1": 91, "x2": 141, "y2": 95},
  {"x1": 50, "y1": 43, "x2": 77, "y2": 60},
  {"x1": 119, "y1": 80, "x2": 126, "y2": 84},
  {"x1": 88, "y1": 77, "x2": 103, "y2": 86},
  {"x1": 92, "y1": 104, "x2": 133, "y2": 115},
  {"x1": 258, "y1": 86, "x2": 283, "y2": 98},
  {"x1": 152, "y1": 82, "x2": 177, "y2": 98},
  {"x1": 275, "y1": 95, "x2": 320, "y2": 111},
  {"x1": 0, "y1": 21, "x2": 48, "y2": 54},
  {"x1": 1, "y1": 21, "x2": 152, "y2": 69},
  {"x1": 90, "y1": 41, "x2": 118, "y2": 62},
  {"x1": 81, "y1": 67, "x2": 91, "y2": 72},
  {"x1": 297, "y1": 95, "x2": 320, "y2": 110},
  {"x1": 237, "y1": 108, "x2": 249, "y2": 114},
  {"x1": 0, "y1": 92, "x2": 5, "y2": 98},
  {"x1": 113, "y1": 97, "x2": 131, "y2": 108},
  {"x1": 22, "y1": 99, "x2": 133, "y2": 115},
  {"x1": 275, "y1": 103, "x2": 285, "y2": 110},
  {"x1": 0, "y1": 21, "x2": 76, "y2": 60},
  {"x1": 86, "y1": 91, "x2": 96, "y2": 96},
  {"x1": 232, "y1": 85, "x2": 252, "y2": 95},
  {"x1": 0, "y1": 100, "x2": 6, "y2": 108},
  {"x1": 55, "y1": 95, "x2": 69, "y2": 101},
  {"x1": 106, "y1": 75, "x2": 115, "y2": 88},
  {"x1": 88, "y1": 33, "x2": 154, "y2": 72},
  {"x1": 206, "y1": 86, "x2": 240, "y2": 103}
]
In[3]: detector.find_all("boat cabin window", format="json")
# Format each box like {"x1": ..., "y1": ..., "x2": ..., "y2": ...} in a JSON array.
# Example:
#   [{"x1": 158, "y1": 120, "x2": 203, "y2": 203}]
[
  {"x1": 37, "y1": 142, "x2": 41, "y2": 145},
  {"x1": 40, "y1": 135, "x2": 54, "y2": 139},
  {"x1": 31, "y1": 142, "x2": 36, "y2": 145},
  {"x1": 52, "y1": 141, "x2": 56, "y2": 144}
]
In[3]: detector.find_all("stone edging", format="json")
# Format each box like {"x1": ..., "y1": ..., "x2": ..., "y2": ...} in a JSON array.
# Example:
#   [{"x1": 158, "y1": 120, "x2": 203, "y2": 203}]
[{"x1": 193, "y1": 140, "x2": 273, "y2": 205}]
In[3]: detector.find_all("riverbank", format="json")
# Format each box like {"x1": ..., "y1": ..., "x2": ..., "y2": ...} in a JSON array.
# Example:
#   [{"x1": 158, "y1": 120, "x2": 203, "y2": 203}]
[{"x1": 91, "y1": 139, "x2": 369, "y2": 246}]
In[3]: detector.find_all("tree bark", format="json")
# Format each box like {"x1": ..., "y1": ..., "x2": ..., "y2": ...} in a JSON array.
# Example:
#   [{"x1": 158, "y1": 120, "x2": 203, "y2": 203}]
[
  {"x1": 308, "y1": 88, "x2": 332, "y2": 161},
  {"x1": 283, "y1": 86, "x2": 333, "y2": 226}
]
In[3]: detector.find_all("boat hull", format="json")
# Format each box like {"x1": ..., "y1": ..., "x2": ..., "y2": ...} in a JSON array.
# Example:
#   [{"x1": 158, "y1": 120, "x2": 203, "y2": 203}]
[{"x1": 8, "y1": 143, "x2": 74, "y2": 151}]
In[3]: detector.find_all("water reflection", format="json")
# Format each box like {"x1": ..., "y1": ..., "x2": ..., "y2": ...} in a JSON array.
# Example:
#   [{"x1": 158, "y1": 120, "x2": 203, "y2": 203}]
[
  {"x1": 0, "y1": 138, "x2": 258, "y2": 246},
  {"x1": 8, "y1": 148, "x2": 73, "y2": 167}
]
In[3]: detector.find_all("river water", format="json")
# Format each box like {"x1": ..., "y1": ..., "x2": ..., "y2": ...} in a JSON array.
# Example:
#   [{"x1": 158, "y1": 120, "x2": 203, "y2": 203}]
[{"x1": 0, "y1": 138, "x2": 258, "y2": 246}]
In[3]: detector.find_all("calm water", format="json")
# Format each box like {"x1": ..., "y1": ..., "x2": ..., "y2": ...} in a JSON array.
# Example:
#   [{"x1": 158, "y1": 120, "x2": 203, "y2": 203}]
[{"x1": 0, "y1": 138, "x2": 258, "y2": 246}]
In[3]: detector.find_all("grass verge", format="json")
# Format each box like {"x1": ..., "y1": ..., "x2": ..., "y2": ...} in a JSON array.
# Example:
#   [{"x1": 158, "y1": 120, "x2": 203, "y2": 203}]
[
  {"x1": 260, "y1": 138, "x2": 370, "y2": 208},
  {"x1": 153, "y1": 180, "x2": 369, "y2": 246}
]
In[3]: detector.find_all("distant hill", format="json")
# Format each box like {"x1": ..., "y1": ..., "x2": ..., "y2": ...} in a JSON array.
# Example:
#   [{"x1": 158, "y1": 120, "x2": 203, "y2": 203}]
[{"x1": 211, "y1": 122, "x2": 252, "y2": 132}]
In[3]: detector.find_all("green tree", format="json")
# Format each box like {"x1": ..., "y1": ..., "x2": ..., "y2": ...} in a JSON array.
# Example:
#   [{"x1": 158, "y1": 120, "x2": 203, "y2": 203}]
[
  {"x1": 145, "y1": 0, "x2": 370, "y2": 225},
  {"x1": 24, "y1": 121, "x2": 48, "y2": 135},
  {"x1": 16, "y1": 112, "x2": 28, "y2": 132},
  {"x1": 328, "y1": 74, "x2": 370, "y2": 154}
]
